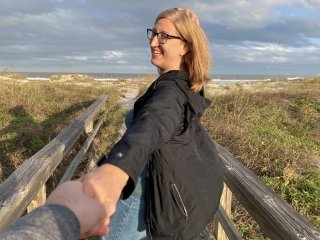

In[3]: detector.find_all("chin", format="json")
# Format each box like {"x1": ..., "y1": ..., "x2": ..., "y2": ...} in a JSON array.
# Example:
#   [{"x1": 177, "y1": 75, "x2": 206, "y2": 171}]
[{"x1": 151, "y1": 59, "x2": 160, "y2": 68}]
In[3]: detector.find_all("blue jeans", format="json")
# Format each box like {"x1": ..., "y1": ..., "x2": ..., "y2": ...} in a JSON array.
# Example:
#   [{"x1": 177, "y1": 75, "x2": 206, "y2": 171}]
[
  {"x1": 101, "y1": 194, "x2": 147, "y2": 240},
  {"x1": 102, "y1": 109, "x2": 148, "y2": 240},
  {"x1": 101, "y1": 167, "x2": 148, "y2": 240}
]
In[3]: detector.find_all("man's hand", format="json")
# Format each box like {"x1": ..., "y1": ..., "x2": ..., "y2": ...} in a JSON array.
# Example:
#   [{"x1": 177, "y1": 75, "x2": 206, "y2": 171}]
[
  {"x1": 79, "y1": 164, "x2": 129, "y2": 236},
  {"x1": 46, "y1": 180, "x2": 110, "y2": 238}
]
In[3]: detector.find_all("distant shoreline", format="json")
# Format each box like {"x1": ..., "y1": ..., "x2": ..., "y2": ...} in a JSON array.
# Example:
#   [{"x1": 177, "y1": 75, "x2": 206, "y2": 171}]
[{"x1": 10, "y1": 72, "x2": 311, "y2": 83}]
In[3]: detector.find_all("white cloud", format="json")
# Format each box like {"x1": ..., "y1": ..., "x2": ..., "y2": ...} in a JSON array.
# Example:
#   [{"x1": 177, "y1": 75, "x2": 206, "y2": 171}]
[
  {"x1": 296, "y1": 0, "x2": 320, "y2": 10},
  {"x1": 103, "y1": 51, "x2": 125, "y2": 60},
  {"x1": 35, "y1": 57, "x2": 58, "y2": 61},
  {"x1": 116, "y1": 60, "x2": 128, "y2": 64},
  {"x1": 0, "y1": 0, "x2": 319, "y2": 75},
  {"x1": 195, "y1": 0, "x2": 279, "y2": 29},
  {"x1": 65, "y1": 56, "x2": 88, "y2": 61},
  {"x1": 0, "y1": 15, "x2": 18, "y2": 27},
  {"x1": 252, "y1": 44, "x2": 292, "y2": 53},
  {"x1": 195, "y1": 0, "x2": 320, "y2": 30},
  {"x1": 214, "y1": 41, "x2": 320, "y2": 64}
]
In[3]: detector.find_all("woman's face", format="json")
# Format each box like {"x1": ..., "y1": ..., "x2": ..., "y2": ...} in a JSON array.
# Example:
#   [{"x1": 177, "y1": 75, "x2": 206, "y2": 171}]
[{"x1": 150, "y1": 18, "x2": 188, "y2": 74}]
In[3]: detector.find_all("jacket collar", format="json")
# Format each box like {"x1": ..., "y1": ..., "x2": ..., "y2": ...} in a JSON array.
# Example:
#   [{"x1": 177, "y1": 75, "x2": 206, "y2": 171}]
[{"x1": 157, "y1": 70, "x2": 211, "y2": 115}]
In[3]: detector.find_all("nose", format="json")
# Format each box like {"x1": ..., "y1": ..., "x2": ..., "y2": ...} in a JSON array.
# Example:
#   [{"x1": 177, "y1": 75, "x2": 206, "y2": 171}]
[{"x1": 150, "y1": 36, "x2": 160, "y2": 47}]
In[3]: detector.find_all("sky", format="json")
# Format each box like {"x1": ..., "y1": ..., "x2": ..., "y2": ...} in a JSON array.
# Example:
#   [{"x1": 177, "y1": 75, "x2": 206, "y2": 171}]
[{"x1": 0, "y1": 0, "x2": 319, "y2": 76}]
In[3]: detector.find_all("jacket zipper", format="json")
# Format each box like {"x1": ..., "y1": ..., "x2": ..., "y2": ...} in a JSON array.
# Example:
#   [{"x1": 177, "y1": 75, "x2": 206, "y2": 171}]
[{"x1": 171, "y1": 183, "x2": 189, "y2": 220}]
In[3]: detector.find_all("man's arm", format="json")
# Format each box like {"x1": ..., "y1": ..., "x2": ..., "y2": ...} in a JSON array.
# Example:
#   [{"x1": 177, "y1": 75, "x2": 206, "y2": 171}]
[
  {"x1": 0, "y1": 204, "x2": 80, "y2": 240},
  {"x1": 0, "y1": 181, "x2": 109, "y2": 240}
]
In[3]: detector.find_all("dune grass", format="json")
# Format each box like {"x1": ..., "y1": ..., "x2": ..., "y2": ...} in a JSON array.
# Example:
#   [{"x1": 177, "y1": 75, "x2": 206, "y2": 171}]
[
  {"x1": 0, "y1": 78, "x2": 127, "y2": 183},
  {"x1": 203, "y1": 77, "x2": 320, "y2": 238},
  {"x1": 0, "y1": 75, "x2": 319, "y2": 239}
]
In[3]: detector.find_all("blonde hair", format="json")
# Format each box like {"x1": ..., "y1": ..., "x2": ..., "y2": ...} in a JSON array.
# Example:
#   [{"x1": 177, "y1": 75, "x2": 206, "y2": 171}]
[{"x1": 155, "y1": 8, "x2": 212, "y2": 93}]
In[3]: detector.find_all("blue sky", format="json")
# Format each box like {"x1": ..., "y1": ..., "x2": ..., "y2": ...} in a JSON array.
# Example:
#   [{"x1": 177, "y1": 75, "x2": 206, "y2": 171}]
[{"x1": 0, "y1": 0, "x2": 319, "y2": 76}]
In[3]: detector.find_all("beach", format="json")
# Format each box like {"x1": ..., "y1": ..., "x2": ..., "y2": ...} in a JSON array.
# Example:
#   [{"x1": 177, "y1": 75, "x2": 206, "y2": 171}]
[{"x1": 0, "y1": 72, "x2": 308, "y2": 97}]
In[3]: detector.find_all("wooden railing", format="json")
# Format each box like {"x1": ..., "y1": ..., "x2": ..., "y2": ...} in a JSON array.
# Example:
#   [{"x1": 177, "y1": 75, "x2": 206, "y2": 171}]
[
  {"x1": 0, "y1": 95, "x2": 107, "y2": 231},
  {"x1": 213, "y1": 142, "x2": 320, "y2": 240},
  {"x1": 0, "y1": 94, "x2": 319, "y2": 239}
]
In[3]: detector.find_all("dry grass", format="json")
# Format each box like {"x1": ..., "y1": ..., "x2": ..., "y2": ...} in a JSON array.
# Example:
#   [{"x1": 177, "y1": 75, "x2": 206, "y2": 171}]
[
  {"x1": 0, "y1": 76, "x2": 150, "y2": 183},
  {"x1": 1, "y1": 75, "x2": 319, "y2": 239},
  {"x1": 204, "y1": 77, "x2": 320, "y2": 238}
]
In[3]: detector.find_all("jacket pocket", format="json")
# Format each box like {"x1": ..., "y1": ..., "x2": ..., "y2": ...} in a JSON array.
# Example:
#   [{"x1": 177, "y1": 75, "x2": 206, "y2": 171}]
[
  {"x1": 145, "y1": 165, "x2": 190, "y2": 236},
  {"x1": 171, "y1": 183, "x2": 189, "y2": 220}
]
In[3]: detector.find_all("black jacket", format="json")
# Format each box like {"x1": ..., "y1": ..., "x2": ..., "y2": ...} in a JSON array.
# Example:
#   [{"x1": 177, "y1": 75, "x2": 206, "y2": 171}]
[{"x1": 100, "y1": 70, "x2": 224, "y2": 239}]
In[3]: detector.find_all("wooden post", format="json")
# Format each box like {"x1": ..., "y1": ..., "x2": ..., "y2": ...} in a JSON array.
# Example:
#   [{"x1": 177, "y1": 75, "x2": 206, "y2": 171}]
[
  {"x1": 26, "y1": 185, "x2": 46, "y2": 213},
  {"x1": 215, "y1": 183, "x2": 233, "y2": 240},
  {"x1": 59, "y1": 118, "x2": 104, "y2": 184}
]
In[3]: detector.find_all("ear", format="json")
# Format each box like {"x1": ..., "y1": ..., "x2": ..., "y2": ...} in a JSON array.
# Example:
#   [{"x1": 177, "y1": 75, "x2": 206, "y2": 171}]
[{"x1": 180, "y1": 42, "x2": 190, "y2": 56}]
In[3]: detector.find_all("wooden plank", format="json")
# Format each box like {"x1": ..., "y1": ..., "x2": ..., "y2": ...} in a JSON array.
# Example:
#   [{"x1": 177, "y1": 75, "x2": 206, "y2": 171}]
[
  {"x1": 0, "y1": 95, "x2": 107, "y2": 231},
  {"x1": 214, "y1": 141, "x2": 320, "y2": 240},
  {"x1": 59, "y1": 118, "x2": 103, "y2": 184},
  {"x1": 216, "y1": 205, "x2": 243, "y2": 240},
  {"x1": 26, "y1": 185, "x2": 46, "y2": 213}
]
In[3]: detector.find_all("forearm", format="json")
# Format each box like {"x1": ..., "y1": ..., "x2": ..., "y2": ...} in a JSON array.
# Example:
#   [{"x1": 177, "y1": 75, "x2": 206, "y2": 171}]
[
  {"x1": 0, "y1": 205, "x2": 80, "y2": 240},
  {"x1": 82, "y1": 163, "x2": 129, "y2": 204}
]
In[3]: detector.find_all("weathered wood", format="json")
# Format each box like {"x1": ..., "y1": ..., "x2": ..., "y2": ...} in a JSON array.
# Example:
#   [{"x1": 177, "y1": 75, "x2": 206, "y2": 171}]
[
  {"x1": 215, "y1": 184, "x2": 233, "y2": 240},
  {"x1": 85, "y1": 120, "x2": 94, "y2": 134},
  {"x1": 59, "y1": 118, "x2": 103, "y2": 184},
  {"x1": 214, "y1": 141, "x2": 320, "y2": 240},
  {"x1": 0, "y1": 95, "x2": 107, "y2": 231},
  {"x1": 216, "y1": 205, "x2": 243, "y2": 240},
  {"x1": 26, "y1": 185, "x2": 46, "y2": 213}
]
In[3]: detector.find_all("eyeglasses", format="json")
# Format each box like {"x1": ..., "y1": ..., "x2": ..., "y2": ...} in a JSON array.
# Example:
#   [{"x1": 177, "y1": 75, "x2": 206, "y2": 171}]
[{"x1": 147, "y1": 28, "x2": 184, "y2": 44}]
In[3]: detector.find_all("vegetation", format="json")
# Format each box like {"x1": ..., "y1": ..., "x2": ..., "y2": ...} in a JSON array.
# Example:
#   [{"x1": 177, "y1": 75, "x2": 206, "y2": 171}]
[
  {"x1": 0, "y1": 77, "x2": 127, "y2": 184},
  {"x1": 203, "y1": 77, "x2": 320, "y2": 238},
  {"x1": 0, "y1": 75, "x2": 319, "y2": 239}
]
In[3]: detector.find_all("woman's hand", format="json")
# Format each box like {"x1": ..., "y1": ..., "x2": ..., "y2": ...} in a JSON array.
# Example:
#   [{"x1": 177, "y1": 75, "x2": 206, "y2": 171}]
[
  {"x1": 46, "y1": 180, "x2": 110, "y2": 238},
  {"x1": 79, "y1": 164, "x2": 129, "y2": 236}
]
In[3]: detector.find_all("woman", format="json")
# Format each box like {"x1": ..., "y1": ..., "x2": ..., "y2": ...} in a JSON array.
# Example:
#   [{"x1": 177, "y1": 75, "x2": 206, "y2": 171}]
[{"x1": 82, "y1": 8, "x2": 224, "y2": 239}]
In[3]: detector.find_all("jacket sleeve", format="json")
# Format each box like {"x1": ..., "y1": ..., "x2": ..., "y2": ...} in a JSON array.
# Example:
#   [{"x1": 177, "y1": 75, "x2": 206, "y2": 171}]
[
  {"x1": 100, "y1": 82, "x2": 185, "y2": 198},
  {"x1": 0, "y1": 204, "x2": 80, "y2": 240}
]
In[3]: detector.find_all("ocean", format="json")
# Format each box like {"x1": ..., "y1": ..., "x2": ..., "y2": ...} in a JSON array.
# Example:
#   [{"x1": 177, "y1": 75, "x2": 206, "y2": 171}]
[{"x1": 19, "y1": 72, "x2": 304, "y2": 83}]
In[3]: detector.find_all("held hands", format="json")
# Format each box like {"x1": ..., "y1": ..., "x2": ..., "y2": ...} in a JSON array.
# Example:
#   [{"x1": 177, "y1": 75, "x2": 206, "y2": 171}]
[
  {"x1": 46, "y1": 164, "x2": 129, "y2": 239},
  {"x1": 80, "y1": 164, "x2": 129, "y2": 235},
  {"x1": 46, "y1": 180, "x2": 110, "y2": 238},
  {"x1": 46, "y1": 164, "x2": 128, "y2": 238}
]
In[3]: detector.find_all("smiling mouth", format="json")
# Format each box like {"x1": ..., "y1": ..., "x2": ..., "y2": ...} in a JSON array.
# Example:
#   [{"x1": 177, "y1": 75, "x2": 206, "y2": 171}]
[{"x1": 152, "y1": 49, "x2": 162, "y2": 55}]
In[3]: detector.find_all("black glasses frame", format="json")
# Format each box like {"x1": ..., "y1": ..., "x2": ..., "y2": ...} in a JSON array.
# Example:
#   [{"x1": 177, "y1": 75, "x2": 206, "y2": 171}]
[{"x1": 147, "y1": 28, "x2": 184, "y2": 44}]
